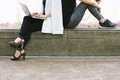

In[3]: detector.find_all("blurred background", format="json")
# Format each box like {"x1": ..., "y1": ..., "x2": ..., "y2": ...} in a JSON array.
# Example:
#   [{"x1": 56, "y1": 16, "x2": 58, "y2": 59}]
[{"x1": 0, "y1": 0, "x2": 120, "y2": 29}]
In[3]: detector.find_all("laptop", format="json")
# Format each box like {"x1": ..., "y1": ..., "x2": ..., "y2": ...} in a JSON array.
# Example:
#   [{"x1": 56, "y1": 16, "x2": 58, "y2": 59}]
[{"x1": 19, "y1": 2, "x2": 44, "y2": 19}]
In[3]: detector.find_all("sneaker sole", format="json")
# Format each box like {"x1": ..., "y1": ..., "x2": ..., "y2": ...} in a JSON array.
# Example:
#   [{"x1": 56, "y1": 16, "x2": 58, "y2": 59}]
[{"x1": 98, "y1": 26, "x2": 116, "y2": 29}]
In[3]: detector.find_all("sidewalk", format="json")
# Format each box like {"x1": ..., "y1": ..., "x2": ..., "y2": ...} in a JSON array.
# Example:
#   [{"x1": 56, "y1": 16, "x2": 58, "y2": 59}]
[{"x1": 0, "y1": 56, "x2": 120, "y2": 80}]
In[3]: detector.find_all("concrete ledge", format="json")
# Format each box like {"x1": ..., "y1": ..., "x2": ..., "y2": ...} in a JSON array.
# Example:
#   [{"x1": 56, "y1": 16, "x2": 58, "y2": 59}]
[{"x1": 0, "y1": 28, "x2": 120, "y2": 56}]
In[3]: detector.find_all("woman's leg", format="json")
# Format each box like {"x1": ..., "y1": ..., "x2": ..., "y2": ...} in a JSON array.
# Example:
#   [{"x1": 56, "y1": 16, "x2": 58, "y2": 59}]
[
  {"x1": 79, "y1": 0, "x2": 103, "y2": 22},
  {"x1": 88, "y1": 6, "x2": 116, "y2": 27},
  {"x1": 10, "y1": 16, "x2": 43, "y2": 60},
  {"x1": 67, "y1": 2, "x2": 116, "y2": 28},
  {"x1": 19, "y1": 16, "x2": 44, "y2": 48},
  {"x1": 67, "y1": 2, "x2": 88, "y2": 28},
  {"x1": 87, "y1": 5, "x2": 104, "y2": 21},
  {"x1": 61, "y1": 0, "x2": 76, "y2": 28}
]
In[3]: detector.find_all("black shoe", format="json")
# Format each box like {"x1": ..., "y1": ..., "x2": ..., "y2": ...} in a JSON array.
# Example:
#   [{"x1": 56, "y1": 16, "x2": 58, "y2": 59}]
[
  {"x1": 9, "y1": 41, "x2": 23, "y2": 49},
  {"x1": 10, "y1": 49, "x2": 26, "y2": 61},
  {"x1": 9, "y1": 36, "x2": 24, "y2": 50},
  {"x1": 99, "y1": 19, "x2": 116, "y2": 28}
]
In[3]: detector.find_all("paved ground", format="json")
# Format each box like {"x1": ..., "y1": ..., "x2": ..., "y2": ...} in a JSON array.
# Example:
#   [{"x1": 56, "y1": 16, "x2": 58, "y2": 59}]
[{"x1": 0, "y1": 56, "x2": 120, "y2": 80}]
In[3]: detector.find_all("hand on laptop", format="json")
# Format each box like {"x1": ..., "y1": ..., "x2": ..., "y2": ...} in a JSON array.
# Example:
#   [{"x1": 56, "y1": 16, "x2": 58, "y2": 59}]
[
  {"x1": 32, "y1": 12, "x2": 51, "y2": 19},
  {"x1": 32, "y1": 12, "x2": 42, "y2": 18},
  {"x1": 32, "y1": 12, "x2": 47, "y2": 19}
]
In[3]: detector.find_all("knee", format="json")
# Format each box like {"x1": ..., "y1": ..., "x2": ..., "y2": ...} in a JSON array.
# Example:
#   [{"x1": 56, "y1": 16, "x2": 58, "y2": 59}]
[{"x1": 80, "y1": 0, "x2": 97, "y2": 6}]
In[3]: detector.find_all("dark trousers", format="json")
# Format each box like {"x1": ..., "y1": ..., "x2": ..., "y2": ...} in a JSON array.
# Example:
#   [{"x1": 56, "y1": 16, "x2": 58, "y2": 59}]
[
  {"x1": 67, "y1": 2, "x2": 104, "y2": 28},
  {"x1": 18, "y1": 16, "x2": 44, "y2": 48},
  {"x1": 18, "y1": 0, "x2": 76, "y2": 48},
  {"x1": 61, "y1": 0, "x2": 76, "y2": 28}
]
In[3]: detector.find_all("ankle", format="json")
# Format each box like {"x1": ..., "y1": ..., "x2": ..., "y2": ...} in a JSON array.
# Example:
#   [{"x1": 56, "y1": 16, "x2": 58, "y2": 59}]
[
  {"x1": 99, "y1": 18, "x2": 106, "y2": 23},
  {"x1": 21, "y1": 49, "x2": 25, "y2": 54},
  {"x1": 14, "y1": 38, "x2": 22, "y2": 43},
  {"x1": 14, "y1": 38, "x2": 24, "y2": 44}
]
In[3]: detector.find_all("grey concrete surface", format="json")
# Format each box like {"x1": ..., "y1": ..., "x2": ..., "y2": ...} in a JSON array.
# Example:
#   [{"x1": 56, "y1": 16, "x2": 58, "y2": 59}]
[
  {"x1": 0, "y1": 56, "x2": 120, "y2": 80},
  {"x1": 1, "y1": 29, "x2": 120, "y2": 56}
]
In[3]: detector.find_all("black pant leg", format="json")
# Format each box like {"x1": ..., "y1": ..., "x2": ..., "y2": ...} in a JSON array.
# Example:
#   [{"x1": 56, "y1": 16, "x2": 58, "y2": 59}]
[
  {"x1": 19, "y1": 16, "x2": 43, "y2": 36},
  {"x1": 18, "y1": 16, "x2": 44, "y2": 48},
  {"x1": 61, "y1": 0, "x2": 76, "y2": 28},
  {"x1": 67, "y1": 2, "x2": 88, "y2": 28}
]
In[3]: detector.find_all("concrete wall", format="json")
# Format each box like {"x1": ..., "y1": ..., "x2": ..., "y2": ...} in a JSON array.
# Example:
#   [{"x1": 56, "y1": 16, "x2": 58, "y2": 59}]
[{"x1": 0, "y1": 29, "x2": 120, "y2": 56}]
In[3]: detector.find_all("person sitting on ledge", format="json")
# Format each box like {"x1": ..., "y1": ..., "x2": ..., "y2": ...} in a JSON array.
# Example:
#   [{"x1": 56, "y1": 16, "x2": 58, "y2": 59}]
[
  {"x1": 67, "y1": 0, "x2": 116, "y2": 29},
  {"x1": 9, "y1": 0, "x2": 63, "y2": 61}
]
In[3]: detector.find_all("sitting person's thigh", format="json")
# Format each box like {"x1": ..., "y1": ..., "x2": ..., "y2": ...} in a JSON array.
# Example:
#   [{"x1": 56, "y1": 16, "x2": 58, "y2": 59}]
[{"x1": 61, "y1": 0, "x2": 76, "y2": 28}]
